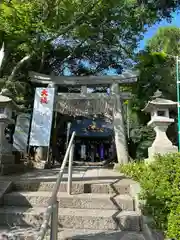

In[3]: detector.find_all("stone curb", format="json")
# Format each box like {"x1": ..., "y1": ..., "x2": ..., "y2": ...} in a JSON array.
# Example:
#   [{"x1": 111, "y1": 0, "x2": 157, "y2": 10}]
[
  {"x1": 129, "y1": 182, "x2": 165, "y2": 240},
  {"x1": 0, "y1": 181, "x2": 12, "y2": 205}
]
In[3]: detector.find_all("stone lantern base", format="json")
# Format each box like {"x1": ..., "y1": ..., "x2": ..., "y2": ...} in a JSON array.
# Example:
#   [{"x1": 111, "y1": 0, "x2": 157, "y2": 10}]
[
  {"x1": 147, "y1": 145, "x2": 178, "y2": 163},
  {"x1": 145, "y1": 117, "x2": 178, "y2": 163},
  {"x1": 0, "y1": 117, "x2": 23, "y2": 175}
]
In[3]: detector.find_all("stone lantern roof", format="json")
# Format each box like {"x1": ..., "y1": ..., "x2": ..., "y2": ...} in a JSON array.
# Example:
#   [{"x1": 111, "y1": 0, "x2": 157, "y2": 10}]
[
  {"x1": 0, "y1": 95, "x2": 13, "y2": 103},
  {"x1": 142, "y1": 90, "x2": 177, "y2": 113},
  {"x1": 0, "y1": 89, "x2": 21, "y2": 111}
]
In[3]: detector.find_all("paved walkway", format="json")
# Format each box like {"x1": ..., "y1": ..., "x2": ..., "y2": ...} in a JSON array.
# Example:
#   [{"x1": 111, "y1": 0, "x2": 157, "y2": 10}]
[{"x1": 0, "y1": 166, "x2": 125, "y2": 182}]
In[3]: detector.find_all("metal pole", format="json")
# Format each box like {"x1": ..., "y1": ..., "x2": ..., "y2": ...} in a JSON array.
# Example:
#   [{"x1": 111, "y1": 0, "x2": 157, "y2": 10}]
[
  {"x1": 50, "y1": 201, "x2": 58, "y2": 240},
  {"x1": 176, "y1": 56, "x2": 180, "y2": 151},
  {"x1": 66, "y1": 122, "x2": 71, "y2": 149},
  {"x1": 126, "y1": 101, "x2": 130, "y2": 139},
  {"x1": 67, "y1": 144, "x2": 74, "y2": 195},
  {"x1": 27, "y1": 111, "x2": 33, "y2": 158},
  {"x1": 37, "y1": 132, "x2": 76, "y2": 240},
  {"x1": 46, "y1": 145, "x2": 51, "y2": 166}
]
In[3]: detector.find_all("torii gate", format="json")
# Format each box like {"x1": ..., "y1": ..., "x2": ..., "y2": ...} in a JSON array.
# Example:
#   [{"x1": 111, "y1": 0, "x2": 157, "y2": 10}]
[{"x1": 29, "y1": 71, "x2": 137, "y2": 164}]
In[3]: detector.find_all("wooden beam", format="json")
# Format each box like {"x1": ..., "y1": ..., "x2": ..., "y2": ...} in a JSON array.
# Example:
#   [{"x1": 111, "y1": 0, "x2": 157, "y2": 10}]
[
  {"x1": 29, "y1": 71, "x2": 137, "y2": 86},
  {"x1": 56, "y1": 92, "x2": 131, "y2": 100}
]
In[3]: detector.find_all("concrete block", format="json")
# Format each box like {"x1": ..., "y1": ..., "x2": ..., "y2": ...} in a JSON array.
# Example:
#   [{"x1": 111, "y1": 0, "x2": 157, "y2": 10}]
[
  {"x1": 148, "y1": 146, "x2": 178, "y2": 160},
  {"x1": 0, "y1": 154, "x2": 14, "y2": 164},
  {"x1": 0, "y1": 181, "x2": 12, "y2": 205},
  {"x1": 1, "y1": 163, "x2": 25, "y2": 175}
]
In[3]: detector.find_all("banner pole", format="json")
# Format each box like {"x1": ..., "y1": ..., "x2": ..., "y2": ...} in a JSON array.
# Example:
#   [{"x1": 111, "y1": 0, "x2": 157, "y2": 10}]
[{"x1": 176, "y1": 56, "x2": 180, "y2": 151}]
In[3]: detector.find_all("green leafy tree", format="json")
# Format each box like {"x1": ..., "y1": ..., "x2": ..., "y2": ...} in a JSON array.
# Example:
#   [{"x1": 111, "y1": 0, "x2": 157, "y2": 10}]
[
  {"x1": 127, "y1": 26, "x2": 180, "y2": 158},
  {"x1": 0, "y1": 1, "x2": 180, "y2": 111},
  {"x1": 0, "y1": 1, "x2": 179, "y2": 85},
  {"x1": 132, "y1": 26, "x2": 180, "y2": 112},
  {"x1": 147, "y1": 26, "x2": 180, "y2": 54},
  {"x1": 132, "y1": 51, "x2": 174, "y2": 113}
]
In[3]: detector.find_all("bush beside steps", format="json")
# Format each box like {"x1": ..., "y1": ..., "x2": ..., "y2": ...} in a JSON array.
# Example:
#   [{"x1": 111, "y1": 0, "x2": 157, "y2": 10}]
[{"x1": 117, "y1": 153, "x2": 180, "y2": 240}]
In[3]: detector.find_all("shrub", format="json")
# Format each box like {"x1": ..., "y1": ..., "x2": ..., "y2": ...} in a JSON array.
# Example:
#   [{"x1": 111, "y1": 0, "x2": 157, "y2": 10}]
[
  {"x1": 167, "y1": 196, "x2": 180, "y2": 239},
  {"x1": 116, "y1": 160, "x2": 147, "y2": 181},
  {"x1": 118, "y1": 153, "x2": 180, "y2": 239}
]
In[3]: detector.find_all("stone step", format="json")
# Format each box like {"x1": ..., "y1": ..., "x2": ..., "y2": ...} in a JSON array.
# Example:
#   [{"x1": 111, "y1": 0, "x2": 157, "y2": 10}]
[
  {"x1": 13, "y1": 179, "x2": 134, "y2": 195},
  {"x1": 1, "y1": 167, "x2": 122, "y2": 181},
  {"x1": 0, "y1": 207, "x2": 142, "y2": 231},
  {"x1": 4, "y1": 191, "x2": 134, "y2": 211},
  {"x1": 0, "y1": 227, "x2": 148, "y2": 240},
  {"x1": 1, "y1": 163, "x2": 25, "y2": 175}
]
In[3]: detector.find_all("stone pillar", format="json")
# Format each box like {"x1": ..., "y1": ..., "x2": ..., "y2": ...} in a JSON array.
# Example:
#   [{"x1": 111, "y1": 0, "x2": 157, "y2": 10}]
[
  {"x1": 111, "y1": 83, "x2": 128, "y2": 164},
  {"x1": 0, "y1": 121, "x2": 13, "y2": 154},
  {"x1": 81, "y1": 86, "x2": 87, "y2": 94},
  {"x1": 0, "y1": 118, "x2": 15, "y2": 173}
]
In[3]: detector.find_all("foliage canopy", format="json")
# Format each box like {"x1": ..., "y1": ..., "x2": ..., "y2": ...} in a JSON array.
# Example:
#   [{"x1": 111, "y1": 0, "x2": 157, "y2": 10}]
[{"x1": 0, "y1": 0, "x2": 180, "y2": 88}]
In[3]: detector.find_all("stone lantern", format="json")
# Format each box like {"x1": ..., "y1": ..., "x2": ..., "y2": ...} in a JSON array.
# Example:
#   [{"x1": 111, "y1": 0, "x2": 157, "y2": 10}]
[
  {"x1": 142, "y1": 90, "x2": 178, "y2": 161},
  {"x1": 0, "y1": 92, "x2": 19, "y2": 174}
]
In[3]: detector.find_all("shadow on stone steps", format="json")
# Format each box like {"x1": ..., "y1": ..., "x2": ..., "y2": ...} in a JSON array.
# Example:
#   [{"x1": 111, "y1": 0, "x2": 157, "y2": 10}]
[{"x1": 0, "y1": 229, "x2": 165, "y2": 240}]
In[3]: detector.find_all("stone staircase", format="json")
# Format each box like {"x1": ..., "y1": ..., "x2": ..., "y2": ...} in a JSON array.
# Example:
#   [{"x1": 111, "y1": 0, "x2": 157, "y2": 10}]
[{"x1": 0, "y1": 169, "x2": 149, "y2": 239}]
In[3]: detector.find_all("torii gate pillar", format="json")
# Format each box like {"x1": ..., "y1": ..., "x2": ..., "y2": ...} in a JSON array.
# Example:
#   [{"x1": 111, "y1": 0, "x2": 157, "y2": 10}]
[{"x1": 111, "y1": 83, "x2": 128, "y2": 164}]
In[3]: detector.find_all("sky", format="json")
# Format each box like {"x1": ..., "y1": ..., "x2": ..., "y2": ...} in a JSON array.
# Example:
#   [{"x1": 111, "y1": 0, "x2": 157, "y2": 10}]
[
  {"x1": 106, "y1": 12, "x2": 180, "y2": 76},
  {"x1": 65, "y1": 11, "x2": 180, "y2": 76},
  {"x1": 139, "y1": 11, "x2": 180, "y2": 50}
]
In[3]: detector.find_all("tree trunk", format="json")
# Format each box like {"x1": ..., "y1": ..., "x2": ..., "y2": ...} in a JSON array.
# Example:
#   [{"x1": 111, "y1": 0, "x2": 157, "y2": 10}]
[
  {"x1": 8, "y1": 54, "x2": 32, "y2": 82},
  {"x1": 0, "y1": 42, "x2": 4, "y2": 70}
]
